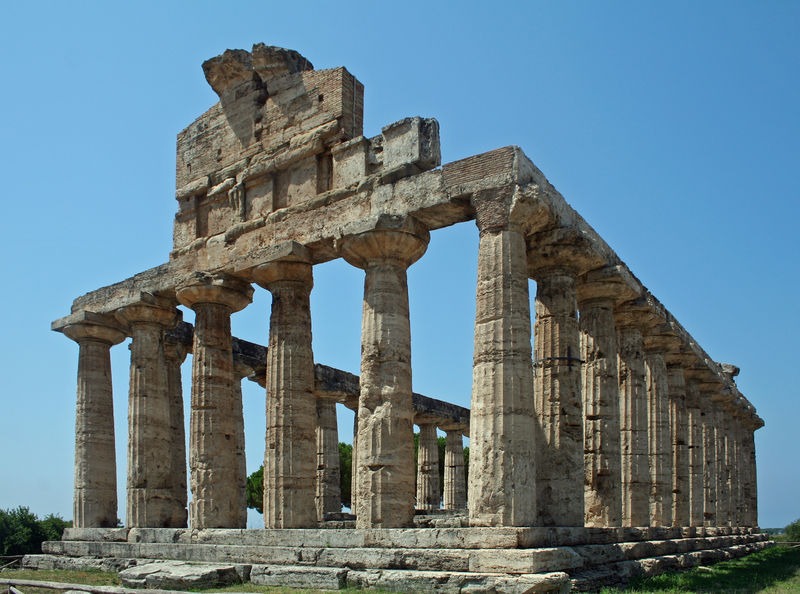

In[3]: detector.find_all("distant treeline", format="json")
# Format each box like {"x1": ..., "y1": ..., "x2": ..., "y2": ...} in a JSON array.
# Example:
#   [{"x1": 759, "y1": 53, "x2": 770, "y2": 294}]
[{"x1": 0, "y1": 506, "x2": 71, "y2": 556}]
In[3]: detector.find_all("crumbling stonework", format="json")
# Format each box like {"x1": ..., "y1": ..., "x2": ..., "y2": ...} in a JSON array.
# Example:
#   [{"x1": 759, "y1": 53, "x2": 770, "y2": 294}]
[{"x1": 49, "y1": 44, "x2": 765, "y2": 591}]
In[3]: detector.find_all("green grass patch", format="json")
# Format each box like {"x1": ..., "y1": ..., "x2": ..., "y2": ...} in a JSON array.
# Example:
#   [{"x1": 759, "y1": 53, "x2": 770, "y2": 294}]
[
  {"x1": 601, "y1": 545, "x2": 800, "y2": 593},
  {"x1": 0, "y1": 568, "x2": 121, "y2": 585}
]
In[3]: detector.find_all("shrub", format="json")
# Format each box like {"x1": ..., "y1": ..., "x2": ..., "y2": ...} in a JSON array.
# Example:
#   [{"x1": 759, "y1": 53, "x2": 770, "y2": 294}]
[{"x1": 786, "y1": 518, "x2": 800, "y2": 541}]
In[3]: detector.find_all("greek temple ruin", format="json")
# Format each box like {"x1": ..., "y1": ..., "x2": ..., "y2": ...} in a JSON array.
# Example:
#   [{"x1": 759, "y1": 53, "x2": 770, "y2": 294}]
[{"x1": 33, "y1": 45, "x2": 767, "y2": 592}]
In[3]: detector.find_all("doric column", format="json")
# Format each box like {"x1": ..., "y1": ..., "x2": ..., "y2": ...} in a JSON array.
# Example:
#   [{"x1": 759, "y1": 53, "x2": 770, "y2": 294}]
[
  {"x1": 685, "y1": 379, "x2": 704, "y2": 527},
  {"x1": 341, "y1": 217, "x2": 429, "y2": 528},
  {"x1": 578, "y1": 286, "x2": 621, "y2": 528},
  {"x1": 351, "y1": 410, "x2": 358, "y2": 513},
  {"x1": 643, "y1": 338, "x2": 673, "y2": 527},
  {"x1": 616, "y1": 310, "x2": 651, "y2": 527},
  {"x1": 714, "y1": 402, "x2": 730, "y2": 526},
  {"x1": 468, "y1": 193, "x2": 536, "y2": 527},
  {"x1": 176, "y1": 273, "x2": 253, "y2": 529},
  {"x1": 442, "y1": 428, "x2": 466, "y2": 511},
  {"x1": 252, "y1": 259, "x2": 317, "y2": 528},
  {"x1": 316, "y1": 398, "x2": 341, "y2": 521},
  {"x1": 530, "y1": 264, "x2": 583, "y2": 527},
  {"x1": 232, "y1": 360, "x2": 252, "y2": 528},
  {"x1": 667, "y1": 365, "x2": 689, "y2": 526},
  {"x1": 698, "y1": 388, "x2": 717, "y2": 527},
  {"x1": 416, "y1": 422, "x2": 440, "y2": 511},
  {"x1": 116, "y1": 298, "x2": 182, "y2": 527},
  {"x1": 63, "y1": 314, "x2": 126, "y2": 528},
  {"x1": 743, "y1": 422, "x2": 759, "y2": 526},
  {"x1": 163, "y1": 337, "x2": 188, "y2": 527}
]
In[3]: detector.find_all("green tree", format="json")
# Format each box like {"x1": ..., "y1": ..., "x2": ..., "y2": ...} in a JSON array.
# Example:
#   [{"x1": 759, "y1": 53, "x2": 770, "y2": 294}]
[
  {"x1": 0, "y1": 507, "x2": 69, "y2": 556},
  {"x1": 246, "y1": 466, "x2": 264, "y2": 514},
  {"x1": 786, "y1": 518, "x2": 800, "y2": 541}
]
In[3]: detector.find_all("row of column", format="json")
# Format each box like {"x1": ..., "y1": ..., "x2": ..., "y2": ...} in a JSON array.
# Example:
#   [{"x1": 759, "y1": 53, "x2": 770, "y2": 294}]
[
  {"x1": 465, "y1": 196, "x2": 760, "y2": 528},
  {"x1": 65, "y1": 210, "x2": 759, "y2": 530}
]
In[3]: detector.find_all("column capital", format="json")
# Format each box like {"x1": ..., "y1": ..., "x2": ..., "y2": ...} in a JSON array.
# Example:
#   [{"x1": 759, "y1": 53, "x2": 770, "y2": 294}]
[
  {"x1": 164, "y1": 339, "x2": 189, "y2": 364},
  {"x1": 176, "y1": 272, "x2": 253, "y2": 312},
  {"x1": 116, "y1": 294, "x2": 181, "y2": 329},
  {"x1": 577, "y1": 265, "x2": 640, "y2": 306},
  {"x1": 643, "y1": 332, "x2": 680, "y2": 355},
  {"x1": 252, "y1": 259, "x2": 313, "y2": 291},
  {"x1": 340, "y1": 216, "x2": 429, "y2": 269},
  {"x1": 615, "y1": 298, "x2": 660, "y2": 331},
  {"x1": 62, "y1": 312, "x2": 126, "y2": 346}
]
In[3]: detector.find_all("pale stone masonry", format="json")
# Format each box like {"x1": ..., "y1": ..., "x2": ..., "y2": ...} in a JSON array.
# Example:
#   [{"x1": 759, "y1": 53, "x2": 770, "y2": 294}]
[{"x1": 50, "y1": 44, "x2": 767, "y2": 591}]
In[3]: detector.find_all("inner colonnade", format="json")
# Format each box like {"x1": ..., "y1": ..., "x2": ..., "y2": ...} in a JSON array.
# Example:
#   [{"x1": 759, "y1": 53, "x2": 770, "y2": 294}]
[{"x1": 48, "y1": 44, "x2": 765, "y2": 591}]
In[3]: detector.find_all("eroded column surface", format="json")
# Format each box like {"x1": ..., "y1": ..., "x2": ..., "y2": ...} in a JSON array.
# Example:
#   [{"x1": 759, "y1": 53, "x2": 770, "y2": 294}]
[
  {"x1": 117, "y1": 301, "x2": 183, "y2": 527},
  {"x1": 63, "y1": 318, "x2": 126, "y2": 528},
  {"x1": 685, "y1": 379, "x2": 705, "y2": 527},
  {"x1": 176, "y1": 274, "x2": 253, "y2": 529},
  {"x1": 667, "y1": 366, "x2": 689, "y2": 527},
  {"x1": 468, "y1": 218, "x2": 536, "y2": 527},
  {"x1": 351, "y1": 411, "x2": 358, "y2": 513},
  {"x1": 443, "y1": 428, "x2": 467, "y2": 511},
  {"x1": 253, "y1": 260, "x2": 316, "y2": 528},
  {"x1": 316, "y1": 398, "x2": 341, "y2": 521},
  {"x1": 743, "y1": 425, "x2": 758, "y2": 526},
  {"x1": 531, "y1": 266, "x2": 583, "y2": 527},
  {"x1": 617, "y1": 321, "x2": 650, "y2": 527},
  {"x1": 644, "y1": 342, "x2": 672, "y2": 527},
  {"x1": 164, "y1": 338, "x2": 188, "y2": 527},
  {"x1": 232, "y1": 361, "x2": 251, "y2": 528},
  {"x1": 341, "y1": 218, "x2": 429, "y2": 529},
  {"x1": 699, "y1": 389, "x2": 717, "y2": 527},
  {"x1": 416, "y1": 422, "x2": 440, "y2": 511},
  {"x1": 579, "y1": 296, "x2": 621, "y2": 528},
  {"x1": 714, "y1": 403, "x2": 731, "y2": 526}
]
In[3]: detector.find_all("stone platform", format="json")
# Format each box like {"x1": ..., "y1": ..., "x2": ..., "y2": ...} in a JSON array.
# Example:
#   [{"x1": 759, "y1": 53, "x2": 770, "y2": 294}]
[{"x1": 23, "y1": 526, "x2": 770, "y2": 592}]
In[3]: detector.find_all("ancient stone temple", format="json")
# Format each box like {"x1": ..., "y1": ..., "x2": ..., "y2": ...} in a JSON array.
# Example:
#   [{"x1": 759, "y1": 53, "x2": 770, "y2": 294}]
[{"x1": 33, "y1": 45, "x2": 767, "y2": 592}]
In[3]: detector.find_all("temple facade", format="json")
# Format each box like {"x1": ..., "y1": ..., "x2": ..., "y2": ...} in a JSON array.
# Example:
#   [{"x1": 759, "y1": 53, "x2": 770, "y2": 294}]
[{"x1": 41, "y1": 45, "x2": 766, "y2": 592}]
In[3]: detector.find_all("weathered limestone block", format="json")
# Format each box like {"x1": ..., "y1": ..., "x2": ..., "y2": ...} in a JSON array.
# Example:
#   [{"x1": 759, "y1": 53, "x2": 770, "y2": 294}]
[
  {"x1": 578, "y1": 296, "x2": 621, "y2": 528},
  {"x1": 443, "y1": 429, "x2": 467, "y2": 511},
  {"x1": 341, "y1": 216, "x2": 429, "y2": 528},
  {"x1": 63, "y1": 315, "x2": 126, "y2": 528},
  {"x1": 380, "y1": 117, "x2": 441, "y2": 181},
  {"x1": 164, "y1": 339, "x2": 189, "y2": 528},
  {"x1": 316, "y1": 398, "x2": 341, "y2": 520},
  {"x1": 176, "y1": 273, "x2": 253, "y2": 529},
  {"x1": 468, "y1": 190, "x2": 536, "y2": 527},
  {"x1": 119, "y1": 560, "x2": 248, "y2": 590},
  {"x1": 531, "y1": 265, "x2": 583, "y2": 527},
  {"x1": 252, "y1": 259, "x2": 317, "y2": 528},
  {"x1": 667, "y1": 366, "x2": 689, "y2": 526},
  {"x1": 644, "y1": 342, "x2": 672, "y2": 527},
  {"x1": 117, "y1": 300, "x2": 183, "y2": 528},
  {"x1": 685, "y1": 380, "x2": 704, "y2": 527},
  {"x1": 416, "y1": 423, "x2": 440, "y2": 511},
  {"x1": 616, "y1": 321, "x2": 650, "y2": 527}
]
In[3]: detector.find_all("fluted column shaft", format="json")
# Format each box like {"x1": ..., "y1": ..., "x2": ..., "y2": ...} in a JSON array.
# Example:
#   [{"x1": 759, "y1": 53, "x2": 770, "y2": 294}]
[
  {"x1": 351, "y1": 412, "x2": 358, "y2": 513},
  {"x1": 744, "y1": 428, "x2": 758, "y2": 526},
  {"x1": 532, "y1": 267, "x2": 583, "y2": 527},
  {"x1": 667, "y1": 366, "x2": 689, "y2": 526},
  {"x1": 64, "y1": 320, "x2": 125, "y2": 528},
  {"x1": 469, "y1": 225, "x2": 536, "y2": 526},
  {"x1": 232, "y1": 361, "x2": 251, "y2": 528},
  {"x1": 579, "y1": 297, "x2": 621, "y2": 528},
  {"x1": 443, "y1": 430, "x2": 466, "y2": 511},
  {"x1": 686, "y1": 380, "x2": 704, "y2": 526},
  {"x1": 645, "y1": 349, "x2": 672, "y2": 527},
  {"x1": 316, "y1": 399, "x2": 341, "y2": 521},
  {"x1": 253, "y1": 261, "x2": 316, "y2": 528},
  {"x1": 118, "y1": 303, "x2": 182, "y2": 527},
  {"x1": 342, "y1": 221, "x2": 429, "y2": 528},
  {"x1": 715, "y1": 406, "x2": 730, "y2": 526},
  {"x1": 177, "y1": 275, "x2": 253, "y2": 529},
  {"x1": 617, "y1": 325, "x2": 649, "y2": 527},
  {"x1": 164, "y1": 340, "x2": 188, "y2": 527},
  {"x1": 416, "y1": 423, "x2": 440, "y2": 511},
  {"x1": 699, "y1": 390, "x2": 717, "y2": 526}
]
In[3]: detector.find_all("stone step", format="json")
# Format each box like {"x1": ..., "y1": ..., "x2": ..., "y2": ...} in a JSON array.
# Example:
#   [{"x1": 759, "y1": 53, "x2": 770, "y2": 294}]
[
  {"x1": 63, "y1": 525, "x2": 763, "y2": 550},
  {"x1": 42, "y1": 540, "x2": 585, "y2": 574}
]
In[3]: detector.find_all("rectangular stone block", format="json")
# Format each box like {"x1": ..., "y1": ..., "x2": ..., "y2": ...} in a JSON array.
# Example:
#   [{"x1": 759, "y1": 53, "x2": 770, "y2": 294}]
[
  {"x1": 250, "y1": 565, "x2": 347, "y2": 590},
  {"x1": 332, "y1": 137, "x2": 370, "y2": 189},
  {"x1": 381, "y1": 117, "x2": 440, "y2": 180}
]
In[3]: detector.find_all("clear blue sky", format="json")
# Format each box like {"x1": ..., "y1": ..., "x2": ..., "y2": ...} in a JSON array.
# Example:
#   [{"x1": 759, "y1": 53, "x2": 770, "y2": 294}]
[{"x1": 1, "y1": 1, "x2": 797, "y2": 529}]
